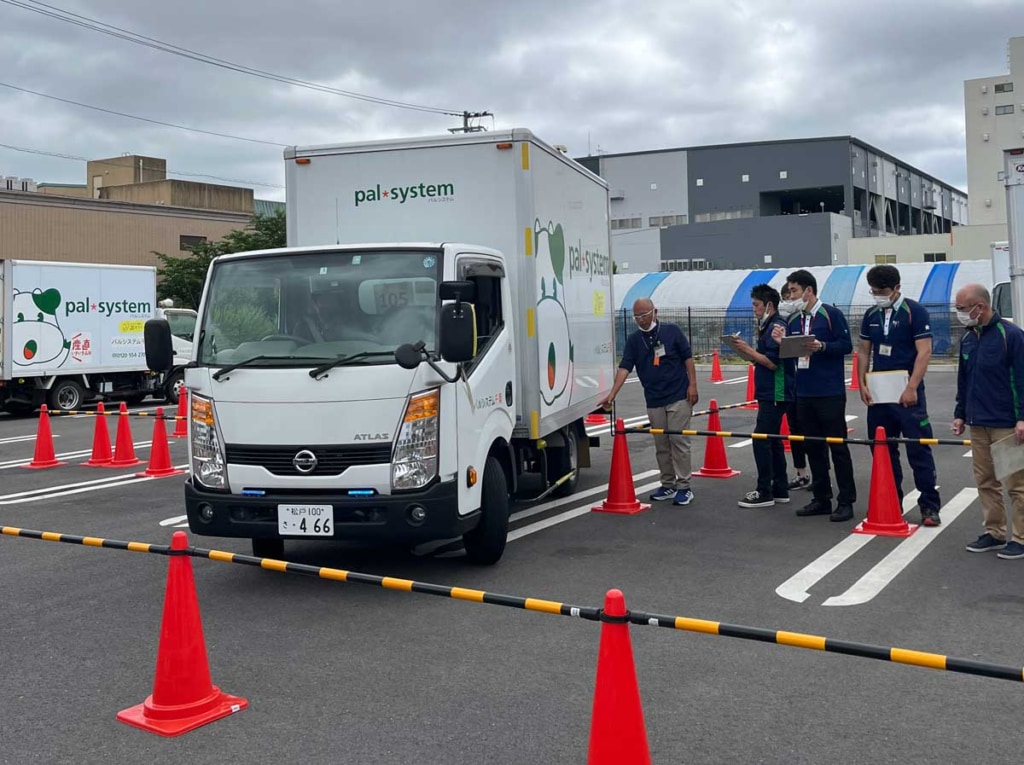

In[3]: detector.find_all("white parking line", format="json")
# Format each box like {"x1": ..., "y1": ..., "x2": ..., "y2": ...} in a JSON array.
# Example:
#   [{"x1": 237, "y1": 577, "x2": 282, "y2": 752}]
[
  {"x1": 775, "y1": 491, "x2": 921, "y2": 604},
  {"x1": 964, "y1": 450, "x2": 972, "y2": 458},
  {"x1": 0, "y1": 464, "x2": 189, "y2": 504},
  {"x1": 0, "y1": 434, "x2": 59, "y2": 445},
  {"x1": 508, "y1": 481, "x2": 663, "y2": 542},
  {"x1": 0, "y1": 439, "x2": 160, "y2": 470},
  {"x1": 730, "y1": 439, "x2": 752, "y2": 449},
  {"x1": 821, "y1": 488, "x2": 977, "y2": 607}
]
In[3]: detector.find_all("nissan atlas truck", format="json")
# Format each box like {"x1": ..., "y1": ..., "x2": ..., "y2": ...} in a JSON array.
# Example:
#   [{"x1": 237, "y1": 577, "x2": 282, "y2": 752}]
[{"x1": 145, "y1": 129, "x2": 615, "y2": 564}]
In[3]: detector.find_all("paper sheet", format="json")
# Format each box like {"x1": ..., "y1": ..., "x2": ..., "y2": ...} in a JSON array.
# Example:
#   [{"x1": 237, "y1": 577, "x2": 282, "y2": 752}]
[
  {"x1": 867, "y1": 370, "x2": 910, "y2": 404},
  {"x1": 991, "y1": 432, "x2": 1024, "y2": 482},
  {"x1": 779, "y1": 335, "x2": 813, "y2": 359},
  {"x1": 721, "y1": 334, "x2": 758, "y2": 363}
]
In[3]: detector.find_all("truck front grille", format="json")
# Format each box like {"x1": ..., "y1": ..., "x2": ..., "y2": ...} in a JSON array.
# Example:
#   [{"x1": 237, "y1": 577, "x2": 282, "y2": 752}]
[{"x1": 225, "y1": 443, "x2": 392, "y2": 476}]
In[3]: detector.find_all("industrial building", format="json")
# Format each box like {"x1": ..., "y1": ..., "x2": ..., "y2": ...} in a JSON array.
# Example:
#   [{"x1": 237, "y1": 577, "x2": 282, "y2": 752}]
[
  {"x1": 577, "y1": 136, "x2": 968, "y2": 273},
  {"x1": 0, "y1": 154, "x2": 281, "y2": 267}
]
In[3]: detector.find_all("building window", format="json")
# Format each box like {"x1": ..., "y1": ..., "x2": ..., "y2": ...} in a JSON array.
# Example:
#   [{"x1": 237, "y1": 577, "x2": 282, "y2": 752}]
[
  {"x1": 994, "y1": 82, "x2": 1014, "y2": 93},
  {"x1": 741, "y1": 174, "x2": 750, "y2": 183},
  {"x1": 611, "y1": 217, "x2": 641, "y2": 230},
  {"x1": 874, "y1": 254, "x2": 897, "y2": 264},
  {"x1": 651, "y1": 214, "x2": 687, "y2": 227},
  {"x1": 996, "y1": 104, "x2": 1015, "y2": 115},
  {"x1": 779, "y1": 170, "x2": 788, "y2": 179},
  {"x1": 180, "y1": 235, "x2": 207, "y2": 251},
  {"x1": 924, "y1": 252, "x2": 947, "y2": 262},
  {"x1": 696, "y1": 178, "x2": 704, "y2": 187}
]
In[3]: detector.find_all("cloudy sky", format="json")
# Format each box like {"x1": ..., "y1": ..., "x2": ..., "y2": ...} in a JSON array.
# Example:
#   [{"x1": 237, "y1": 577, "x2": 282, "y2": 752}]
[{"x1": 0, "y1": 0, "x2": 1019, "y2": 203}]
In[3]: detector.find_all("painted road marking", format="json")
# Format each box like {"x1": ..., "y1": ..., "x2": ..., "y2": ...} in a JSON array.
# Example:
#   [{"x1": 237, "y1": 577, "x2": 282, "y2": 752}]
[
  {"x1": 730, "y1": 415, "x2": 858, "y2": 450},
  {"x1": 0, "y1": 434, "x2": 59, "y2": 446},
  {"x1": 0, "y1": 464, "x2": 189, "y2": 504},
  {"x1": 822, "y1": 488, "x2": 977, "y2": 607},
  {"x1": 0, "y1": 439, "x2": 165, "y2": 470},
  {"x1": 508, "y1": 481, "x2": 662, "y2": 542},
  {"x1": 775, "y1": 491, "x2": 920, "y2": 604}
]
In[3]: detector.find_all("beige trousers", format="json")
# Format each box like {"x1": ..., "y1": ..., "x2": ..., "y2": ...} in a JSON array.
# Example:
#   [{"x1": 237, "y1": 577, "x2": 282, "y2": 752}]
[
  {"x1": 969, "y1": 426, "x2": 1024, "y2": 544},
  {"x1": 647, "y1": 399, "x2": 693, "y2": 490}
]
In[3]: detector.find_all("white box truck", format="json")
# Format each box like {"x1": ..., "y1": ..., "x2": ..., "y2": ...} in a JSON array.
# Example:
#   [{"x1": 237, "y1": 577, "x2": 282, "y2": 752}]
[
  {"x1": 997, "y1": 147, "x2": 1024, "y2": 322},
  {"x1": 1, "y1": 260, "x2": 164, "y2": 414},
  {"x1": 144, "y1": 129, "x2": 615, "y2": 564}
]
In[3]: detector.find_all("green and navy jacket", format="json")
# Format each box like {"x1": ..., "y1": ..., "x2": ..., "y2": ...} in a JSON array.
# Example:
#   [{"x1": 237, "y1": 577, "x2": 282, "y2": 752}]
[
  {"x1": 955, "y1": 312, "x2": 1024, "y2": 428},
  {"x1": 785, "y1": 301, "x2": 853, "y2": 398},
  {"x1": 754, "y1": 314, "x2": 795, "y2": 402},
  {"x1": 859, "y1": 296, "x2": 932, "y2": 389}
]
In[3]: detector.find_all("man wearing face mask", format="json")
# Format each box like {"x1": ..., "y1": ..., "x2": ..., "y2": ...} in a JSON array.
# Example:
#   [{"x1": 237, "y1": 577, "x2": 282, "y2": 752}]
[
  {"x1": 857, "y1": 265, "x2": 941, "y2": 527},
  {"x1": 772, "y1": 269, "x2": 856, "y2": 522},
  {"x1": 729, "y1": 284, "x2": 795, "y2": 507},
  {"x1": 600, "y1": 298, "x2": 699, "y2": 505},
  {"x1": 953, "y1": 283, "x2": 1024, "y2": 559}
]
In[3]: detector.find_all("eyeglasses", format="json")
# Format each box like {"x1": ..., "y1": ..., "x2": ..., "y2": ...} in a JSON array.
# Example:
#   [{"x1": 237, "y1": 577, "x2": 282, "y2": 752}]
[
  {"x1": 633, "y1": 309, "x2": 655, "y2": 320},
  {"x1": 955, "y1": 303, "x2": 980, "y2": 313},
  {"x1": 868, "y1": 288, "x2": 895, "y2": 296}
]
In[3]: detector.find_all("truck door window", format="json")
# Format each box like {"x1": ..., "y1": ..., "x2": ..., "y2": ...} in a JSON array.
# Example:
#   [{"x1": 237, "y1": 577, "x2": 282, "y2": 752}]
[{"x1": 458, "y1": 260, "x2": 504, "y2": 363}]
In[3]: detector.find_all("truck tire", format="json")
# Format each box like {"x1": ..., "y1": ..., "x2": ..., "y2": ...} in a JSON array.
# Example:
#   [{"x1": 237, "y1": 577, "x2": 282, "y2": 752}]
[
  {"x1": 124, "y1": 394, "x2": 148, "y2": 406},
  {"x1": 546, "y1": 426, "x2": 580, "y2": 499},
  {"x1": 252, "y1": 538, "x2": 285, "y2": 559},
  {"x1": 48, "y1": 380, "x2": 85, "y2": 412},
  {"x1": 164, "y1": 370, "x2": 185, "y2": 405},
  {"x1": 462, "y1": 456, "x2": 510, "y2": 565}
]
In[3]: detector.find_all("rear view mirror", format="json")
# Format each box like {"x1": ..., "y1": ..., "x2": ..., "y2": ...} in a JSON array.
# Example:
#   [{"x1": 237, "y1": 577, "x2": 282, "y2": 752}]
[{"x1": 145, "y1": 319, "x2": 174, "y2": 373}]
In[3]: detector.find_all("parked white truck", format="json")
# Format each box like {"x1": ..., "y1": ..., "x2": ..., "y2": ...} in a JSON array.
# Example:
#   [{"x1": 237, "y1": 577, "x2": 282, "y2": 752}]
[
  {"x1": 0, "y1": 260, "x2": 166, "y2": 414},
  {"x1": 995, "y1": 147, "x2": 1024, "y2": 322},
  {"x1": 145, "y1": 129, "x2": 615, "y2": 563}
]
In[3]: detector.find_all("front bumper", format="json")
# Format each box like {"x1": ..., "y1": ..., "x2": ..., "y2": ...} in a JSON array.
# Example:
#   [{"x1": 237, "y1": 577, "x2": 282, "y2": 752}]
[{"x1": 183, "y1": 478, "x2": 475, "y2": 543}]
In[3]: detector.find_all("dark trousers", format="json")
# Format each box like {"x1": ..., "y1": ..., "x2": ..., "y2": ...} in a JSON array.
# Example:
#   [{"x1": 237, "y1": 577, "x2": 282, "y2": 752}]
[
  {"x1": 867, "y1": 393, "x2": 940, "y2": 512},
  {"x1": 788, "y1": 402, "x2": 807, "y2": 470},
  {"x1": 798, "y1": 395, "x2": 856, "y2": 506},
  {"x1": 754, "y1": 401, "x2": 790, "y2": 497}
]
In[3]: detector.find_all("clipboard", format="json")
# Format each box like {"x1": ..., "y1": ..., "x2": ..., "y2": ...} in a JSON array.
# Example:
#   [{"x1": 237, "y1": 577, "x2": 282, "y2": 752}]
[
  {"x1": 991, "y1": 432, "x2": 1024, "y2": 482},
  {"x1": 720, "y1": 334, "x2": 758, "y2": 363},
  {"x1": 779, "y1": 334, "x2": 812, "y2": 359},
  {"x1": 866, "y1": 370, "x2": 910, "y2": 405}
]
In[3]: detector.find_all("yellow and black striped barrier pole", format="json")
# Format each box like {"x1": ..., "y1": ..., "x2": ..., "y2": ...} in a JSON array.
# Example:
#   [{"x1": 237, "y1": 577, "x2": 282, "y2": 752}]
[
  {"x1": 623, "y1": 426, "x2": 972, "y2": 448},
  {"x1": 48, "y1": 409, "x2": 185, "y2": 420},
  {"x1": 2, "y1": 525, "x2": 1020, "y2": 683}
]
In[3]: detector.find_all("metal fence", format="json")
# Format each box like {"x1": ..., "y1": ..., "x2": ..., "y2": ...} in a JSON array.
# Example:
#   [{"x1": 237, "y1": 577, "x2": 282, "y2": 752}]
[{"x1": 615, "y1": 305, "x2": 966, "y2": 361}]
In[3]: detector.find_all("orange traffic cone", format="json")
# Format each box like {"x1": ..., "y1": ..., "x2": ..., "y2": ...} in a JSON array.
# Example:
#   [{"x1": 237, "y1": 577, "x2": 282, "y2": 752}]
[
  {"x1": 693, "y1": 399, "x2": 740, "y2": 478},
  {"x1": 708, "y1": 349, "x2": 724, "y2": 382},
  {"x1": 585, "y1": 412, "x2": 609, "y2": 426},
  {"x1": 171, "y1": 392, "x2": 188, "y2": 439},
  {"x1": 587, "y1": 589, "x2": 651, "y2": 765},
  {"x1": 117, "y1": 530, "x2": 248, "y2": 736},
  {"x1": 780, "y1": 413, "x2": 792, "y2": 453},
  {"x1": 136, "y1": 408, "x2": 185, "y2": 478},
  {"x1": 592, "y1": 419, "x2": 650, "y2": 514},
  {"x1": 108, "y1": 401, "x2": 143, "y2": 468},
  {"x1": 853, "y1": 426, "x2": 918, "y2": 538},
  {"x1": 83, "y1": 402, "x2": 113, "y2": 467},
  {"x1": 742, "y1": 364, "x2": 758, "y2": 409},
  {"x1": 849, "y1": 353, "x2": 860, "y2": 391},
  {"x1": 22, "y1": 404, "x2": 66, "y2": 469}
]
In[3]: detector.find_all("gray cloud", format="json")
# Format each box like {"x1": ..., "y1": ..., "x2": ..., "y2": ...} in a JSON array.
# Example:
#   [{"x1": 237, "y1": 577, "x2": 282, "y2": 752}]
[{"x1": 0, "y1": 0, "x2": 1019, "y2": 203}]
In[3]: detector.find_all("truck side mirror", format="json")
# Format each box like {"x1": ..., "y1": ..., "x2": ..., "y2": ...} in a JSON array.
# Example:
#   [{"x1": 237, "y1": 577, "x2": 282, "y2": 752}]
[
  {"x1": 145, "y1": 319, "x2": 174, "y2": 373},
  {"x1": 439, "y1": 303, "x2": 477, "y2": 363},
  {"x1": 438, "y1": 280, "x2": 476, "y2": 303},
  {"x1": 395, "y1": 342, "x2": 425, "y2": 370}
]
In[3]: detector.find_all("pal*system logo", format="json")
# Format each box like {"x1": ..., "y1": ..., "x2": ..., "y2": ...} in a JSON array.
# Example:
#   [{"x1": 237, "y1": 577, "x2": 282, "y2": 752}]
[{"x1": 354, "y1": 182, "x2": 455, "y2": 207}]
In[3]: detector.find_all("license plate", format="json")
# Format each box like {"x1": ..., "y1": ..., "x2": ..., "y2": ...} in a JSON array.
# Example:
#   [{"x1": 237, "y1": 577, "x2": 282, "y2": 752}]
[{"x1": 277, "y1": 504, "x2": 334, "y2": 536}]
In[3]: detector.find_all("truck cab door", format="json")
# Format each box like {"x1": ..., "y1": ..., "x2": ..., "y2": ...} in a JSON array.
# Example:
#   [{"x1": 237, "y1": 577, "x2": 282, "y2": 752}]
[{"x1": 453, "y1": 255, "x2": 515, "y2": 512}]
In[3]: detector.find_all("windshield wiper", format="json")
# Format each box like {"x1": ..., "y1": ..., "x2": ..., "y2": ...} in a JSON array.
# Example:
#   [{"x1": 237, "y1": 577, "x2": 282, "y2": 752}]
[
  {"x1": 213, "y1": 355, "x2": 327, "y2": 381},
  {"x1": 309, "y1": 351, "x2": 396, "y2": 380}
]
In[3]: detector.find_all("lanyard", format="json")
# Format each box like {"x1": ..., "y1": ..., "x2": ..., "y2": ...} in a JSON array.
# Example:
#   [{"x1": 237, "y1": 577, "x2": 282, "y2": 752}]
[
  {"x1": 802, "y1": 313, "x2": 812, "y2": 336},
  {"x1": 882, "y1": 308, "x2": 893, "y2": 339}
]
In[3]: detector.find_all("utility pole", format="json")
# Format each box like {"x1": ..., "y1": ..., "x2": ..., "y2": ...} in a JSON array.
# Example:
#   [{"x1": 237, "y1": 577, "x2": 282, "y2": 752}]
[{"x1": 449, "y1": 110, "x2": 492, "y2": 133}]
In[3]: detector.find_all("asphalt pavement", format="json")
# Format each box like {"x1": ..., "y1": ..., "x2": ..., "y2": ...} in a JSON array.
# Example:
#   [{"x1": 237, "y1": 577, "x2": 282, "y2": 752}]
[{"x1": 1, "y1": 371, "x2": 1022, "y2": 765}]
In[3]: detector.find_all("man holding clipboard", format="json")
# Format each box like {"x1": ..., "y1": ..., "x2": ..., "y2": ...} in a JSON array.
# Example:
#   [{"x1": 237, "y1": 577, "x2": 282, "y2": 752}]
[{"x1": 856, "y1": 265, "x2": 941, "y2": 527}]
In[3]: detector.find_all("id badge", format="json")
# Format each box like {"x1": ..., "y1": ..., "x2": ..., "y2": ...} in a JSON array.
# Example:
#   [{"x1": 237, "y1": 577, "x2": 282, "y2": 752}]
[
  {"x1": 654, "y1": 343, "x2": 666, "y2": 358},
  {"x1": 798, "y1": 356, "x2": 811, "y2": 369},
  {"x1": 879, "y1": 344, "x2": 892, "y2": 357}
]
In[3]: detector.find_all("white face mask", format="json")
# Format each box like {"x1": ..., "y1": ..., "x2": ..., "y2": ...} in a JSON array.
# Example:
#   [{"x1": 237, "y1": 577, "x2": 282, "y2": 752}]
[
  {"x1": 639, "y1": 321, "x2": 658, "y2": 333},
  {"x1": 781, "y1": 298, "x2": 806, "y2": 315},
  {"x1": 874, "y1": 295, "x2": 893, "y2": 309},
  {"x1": 777, "y1": 301, "x2": 796, "y2": 318},
  {"x1": 956, "y1": 310, "x2": 978, "y2": 327}
]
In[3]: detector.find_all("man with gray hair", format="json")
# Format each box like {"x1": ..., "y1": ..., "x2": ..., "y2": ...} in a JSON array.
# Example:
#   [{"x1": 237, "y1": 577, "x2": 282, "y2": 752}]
[
  {"x1": 953, "y1": 283, "x2": 1024, "y2": 559},
  {"x1": 601, "y1": 298, "x2": 699, "y2": 505}
]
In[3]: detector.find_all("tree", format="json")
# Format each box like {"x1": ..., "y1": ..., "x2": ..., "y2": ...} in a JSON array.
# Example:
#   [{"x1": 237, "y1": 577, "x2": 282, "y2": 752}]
[{"x1": 154, "y1": 209, "x2": 286, "y2": 309}]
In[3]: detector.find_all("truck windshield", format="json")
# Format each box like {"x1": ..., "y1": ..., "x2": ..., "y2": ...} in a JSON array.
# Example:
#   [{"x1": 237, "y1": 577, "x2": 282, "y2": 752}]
[{"x1": 197, "y1": 249, "x2": 440, "y2": 367}]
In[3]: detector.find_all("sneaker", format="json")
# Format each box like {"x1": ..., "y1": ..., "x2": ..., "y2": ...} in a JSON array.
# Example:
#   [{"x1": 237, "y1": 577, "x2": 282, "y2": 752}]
[
  {"x1": 830, "y1": 504, "x2": 854, "y2": 523},
  {"x1": 997, "y1": 541, "x2": 1024, "y2": 560},
  {"x1": 966, "y1": 533, "x2": 1006, "y2": 553},
  {"x1": 650, "y1": 486, "x2": 676, "y2": 501},
  {"x1": 673, "y1": 488, "x2": 694, "y2": 506},
  {"x1": 773, "y1": 493, "x2": 791, "y2": 504},
  {"x1": 796, "y1": 499, "x2": 832, "y2": 517},
  {"x1": 788, "y1": 475, "x2": 811, "y2": 491},
  {"x1": 738, "y1": 490, "x2": 775, "y2": 508},
  {"x1": 920, "y1": 508, "x2": 941, "y2": 527}
]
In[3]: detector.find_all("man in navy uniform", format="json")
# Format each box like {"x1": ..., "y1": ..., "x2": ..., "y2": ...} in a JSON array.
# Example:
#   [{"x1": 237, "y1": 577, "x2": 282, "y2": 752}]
[{"x1": 856, "y1": 265, "x2": 941, "y2": 526}]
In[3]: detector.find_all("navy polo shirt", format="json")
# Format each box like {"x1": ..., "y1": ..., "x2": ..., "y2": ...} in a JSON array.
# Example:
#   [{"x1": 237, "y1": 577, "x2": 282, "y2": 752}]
[
  {"x1": 859, "y1": 297, "x2": 931, "y2": 384},
  {"x1": 619, "y1": 322, "x2": 692, "y2": 408}
]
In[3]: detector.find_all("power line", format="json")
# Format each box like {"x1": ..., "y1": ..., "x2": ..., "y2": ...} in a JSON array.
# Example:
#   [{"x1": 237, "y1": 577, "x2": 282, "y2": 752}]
[
  {"x1": 0, "y1": 143, "x2": 284, "y2": 189},
  {"x1": 2, "y1": 0, "x2": 468, "y2": 117},
  {"x1": 0, "y1": 81, "x2": 287, "y2": 148}
]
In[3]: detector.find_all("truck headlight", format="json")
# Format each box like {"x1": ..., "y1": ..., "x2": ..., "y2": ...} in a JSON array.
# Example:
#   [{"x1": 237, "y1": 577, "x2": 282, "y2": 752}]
[
  {"x1": 191, "y1": 393, "x2": 226, "y2": 490},
  {"x1": 392, "y1": 389, "x2": 439, "y2": 491}
]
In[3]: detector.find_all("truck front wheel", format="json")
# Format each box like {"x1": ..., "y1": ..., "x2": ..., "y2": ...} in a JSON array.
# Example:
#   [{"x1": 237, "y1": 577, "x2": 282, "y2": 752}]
[
  {"x1": 49, "y1": 380, "x2": 85, "y2": 412},
  {"x1": 462, "y1": 456, "x2": 510, "y2": 565}
]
